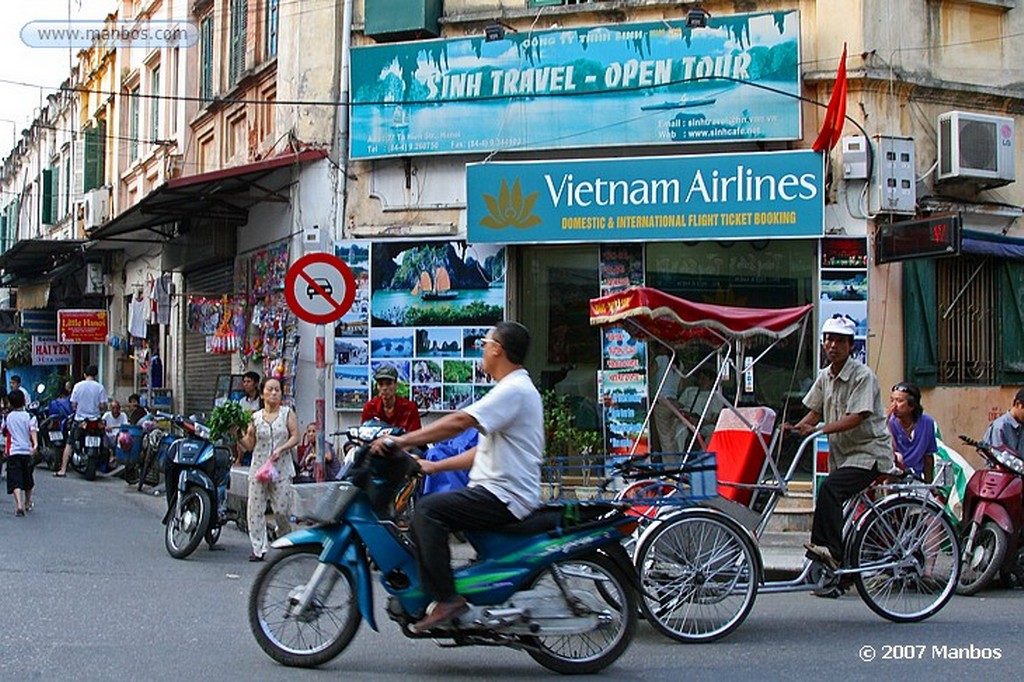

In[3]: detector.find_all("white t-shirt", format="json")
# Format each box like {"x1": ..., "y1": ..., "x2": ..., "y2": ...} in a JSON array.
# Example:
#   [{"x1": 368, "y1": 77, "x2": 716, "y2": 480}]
[
  {"x1": 464, "y1": 368, "x2": 544, "y2": 519},
  {"x1": 103, "y1": 411, "x2": 130, "y2": 434},
  {"x1": 4, "y1": 409, "x2": 37, "y2": 455},
  {"x1": 70, "y1": 379, "x2": 108, "y2": 419}
]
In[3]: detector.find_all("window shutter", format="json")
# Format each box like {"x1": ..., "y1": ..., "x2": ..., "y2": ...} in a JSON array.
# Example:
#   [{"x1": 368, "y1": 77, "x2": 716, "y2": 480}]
[
  {"x1": 83, "y1": 127, "x2": 99, "y2": 192},
  {"x1": 998, "y1": 260, "x2": 1024, "y2": 384},
  {"x1": 41, "y1": 168, "x2": 54, "y2": 224},
  {"x1": 73, "y1": 136, "x2": 86, "y2": 203},
  {"x1": 903, "y1": 259, "x2": 939, "y2": 387},
  {"x1": 201, "y1": 17, "x2": 214, "y2": 100}
]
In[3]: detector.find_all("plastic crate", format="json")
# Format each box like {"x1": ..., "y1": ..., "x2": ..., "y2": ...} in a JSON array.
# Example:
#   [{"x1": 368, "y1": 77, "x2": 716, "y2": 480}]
[{"x1": 542, "y1": 452, "x2": 717, "y2": 507}]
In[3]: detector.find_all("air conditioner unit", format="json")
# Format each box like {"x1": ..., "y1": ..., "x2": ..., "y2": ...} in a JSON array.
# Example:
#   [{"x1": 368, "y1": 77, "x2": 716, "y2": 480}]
[
  {"x1": 83, "y1": 188, "x2": 110, "y2": 229},
  {"x1": 937, "y1": 111, "x2": 1015, "y2": 188}
]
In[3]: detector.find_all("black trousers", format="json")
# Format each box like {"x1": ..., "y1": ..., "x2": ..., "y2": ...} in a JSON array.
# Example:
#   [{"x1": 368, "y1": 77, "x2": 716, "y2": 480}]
[
  {"x1": 411, "y1": 486, "x2": 517, "y2": 602},
  {"x1": 811, "y1": 464, "x2": 879, "y2": 562}
]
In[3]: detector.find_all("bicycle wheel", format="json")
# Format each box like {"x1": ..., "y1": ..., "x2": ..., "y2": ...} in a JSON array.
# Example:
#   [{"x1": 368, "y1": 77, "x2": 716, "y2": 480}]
[
  {"x1": 635, "y1": 508, "x2": 759, "y2": 643},
  {"x1": 851, "y1": 497, "x2": 959, "y2": 623}
]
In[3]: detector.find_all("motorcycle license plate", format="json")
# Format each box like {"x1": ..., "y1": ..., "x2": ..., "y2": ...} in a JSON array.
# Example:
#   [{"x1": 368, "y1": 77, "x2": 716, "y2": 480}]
[
  {"x1": 85, "y1": 436, "x2": 102, "y2": 448},
  {"x1": 50, "y1": 431, "x2": 64, "y2": 442}
]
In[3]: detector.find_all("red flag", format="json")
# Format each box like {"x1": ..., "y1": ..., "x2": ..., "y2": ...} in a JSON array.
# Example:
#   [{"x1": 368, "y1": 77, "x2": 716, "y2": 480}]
[{"x1": 812, "y1": 44, "x2": 848, "y2": 152}]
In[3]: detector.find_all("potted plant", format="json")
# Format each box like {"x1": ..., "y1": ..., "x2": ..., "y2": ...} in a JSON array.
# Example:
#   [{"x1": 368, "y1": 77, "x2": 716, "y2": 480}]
[
  {"x1": 207, "y1": 401, "x2": 253, "y2": 444},
  {"x1": 4, "y1": 333, "x2": 32, "y2": 367},
  {"x1": 543, "y1": 390, "x2": 604, "y2": 494}
]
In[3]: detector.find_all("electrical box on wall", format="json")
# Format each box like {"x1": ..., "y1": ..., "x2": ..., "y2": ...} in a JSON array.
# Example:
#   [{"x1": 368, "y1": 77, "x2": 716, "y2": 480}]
[
  {"x1": 841, "y1": 136, "x2": 869, "y2": 180},
  {"x1": 869, "y1": 136, "x2": 917, "y2": 215}
]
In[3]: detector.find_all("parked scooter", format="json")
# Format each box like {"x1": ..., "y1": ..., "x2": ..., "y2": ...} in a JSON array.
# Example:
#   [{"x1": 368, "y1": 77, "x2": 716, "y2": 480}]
[
  {"x1": 159, "y1": 412, "x2": 235, "y2": 559},
  {"x1": 35, "y1": 412, "x2": 67, "y2": 471},
  {"x1": 248, "y1": 441, "x2": 639, "y2": 674},
  {"x1": 957, "y1": 435, "x2": 1024, "y2": 594},
  {"x1": 66, "y1": 417, "x2": 108, "y2": 481}
]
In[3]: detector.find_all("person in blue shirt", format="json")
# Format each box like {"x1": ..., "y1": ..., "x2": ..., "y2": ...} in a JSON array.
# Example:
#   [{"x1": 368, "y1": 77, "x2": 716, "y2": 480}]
[
  {"x1": 887, "y1": 382, "x2": 938, "y2": 482},
  {"x1": 48, "y1": 386, "x2": 74, "y2": 420},
  {"x1": 984, "y1": 387, "x2": 1024, "y2": 456}
]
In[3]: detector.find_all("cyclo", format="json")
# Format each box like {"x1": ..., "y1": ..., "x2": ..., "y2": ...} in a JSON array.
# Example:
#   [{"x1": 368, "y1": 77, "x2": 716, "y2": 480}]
[{"x1": 586, "y1": 286, "x2": 960, "y2": 642}]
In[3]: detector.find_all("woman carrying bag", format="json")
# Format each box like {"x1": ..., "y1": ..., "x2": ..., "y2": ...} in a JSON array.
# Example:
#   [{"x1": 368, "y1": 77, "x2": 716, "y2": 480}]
[{"x1": 239, "y1": 378, "x2": 299, "y2": 562}]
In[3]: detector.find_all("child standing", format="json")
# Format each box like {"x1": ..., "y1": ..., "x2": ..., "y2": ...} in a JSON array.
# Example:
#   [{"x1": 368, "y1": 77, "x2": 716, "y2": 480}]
[{"x1": 4, "y1": 389, "x2": 38, "y2": 516}]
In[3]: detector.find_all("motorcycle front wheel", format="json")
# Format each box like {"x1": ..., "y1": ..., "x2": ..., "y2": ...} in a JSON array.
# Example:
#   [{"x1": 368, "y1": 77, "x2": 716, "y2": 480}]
[
  {"x1": 521, "y1": 552, "x2": 637, "y2": 675},
  {"x1": 249, "y1": 547, "x2": 361, "y2": 668},
  {"x1": 165, "y1": 488, "x2": 211, "y2": 559},
  {"x1": 957, "y1": 520, "x2": 1007, "y2": 596}
]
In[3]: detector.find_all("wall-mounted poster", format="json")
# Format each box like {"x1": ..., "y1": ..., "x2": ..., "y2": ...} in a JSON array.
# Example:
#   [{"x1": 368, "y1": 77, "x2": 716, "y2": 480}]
[{"x1": 336, "y1": 240, "x2": 507, "y2": 412}]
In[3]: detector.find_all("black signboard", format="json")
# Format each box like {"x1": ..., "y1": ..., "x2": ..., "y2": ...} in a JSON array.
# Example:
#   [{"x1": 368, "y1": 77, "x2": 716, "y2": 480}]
[{"x1": 876, "y1": 214, "x2": 961, "y2": 264}]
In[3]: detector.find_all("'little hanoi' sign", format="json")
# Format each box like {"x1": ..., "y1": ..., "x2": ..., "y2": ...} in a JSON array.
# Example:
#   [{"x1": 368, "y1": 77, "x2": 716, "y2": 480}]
[{"x1": 57, "y1": 309, "x2": 108, "y2": 344}]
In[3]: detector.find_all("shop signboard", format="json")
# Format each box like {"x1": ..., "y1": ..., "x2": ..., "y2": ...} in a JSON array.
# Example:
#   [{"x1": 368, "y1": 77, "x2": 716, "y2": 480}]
[
  {"x1": 349, "y1": 11, "x2": 801, "y2": 159},
  {"x1": 31, "y1": 336, "x2": 72, "y2": 365},
  {"x1": 467, "y1": 150, "x2": 824, "y2": 244},
  {"x1": 57, "y1": 309, "x2": 108, "y2": 344}
]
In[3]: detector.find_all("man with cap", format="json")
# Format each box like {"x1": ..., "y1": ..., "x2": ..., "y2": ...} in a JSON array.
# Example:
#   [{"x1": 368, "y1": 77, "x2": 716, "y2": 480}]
[
  {"x1": 361, "y1": 364, "x2": 422, "y2": 433},
  {"x1": 786, "y1": 314, "x2": 892, "y2": 597}
]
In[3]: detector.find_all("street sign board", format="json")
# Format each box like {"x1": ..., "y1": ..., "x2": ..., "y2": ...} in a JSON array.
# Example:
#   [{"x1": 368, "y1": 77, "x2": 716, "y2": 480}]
[
  {"x1": 57, "y1": 309, "x2": 108, "y2": 343},
  {"x1": 284, "y1": 252, "x2": 357, "y2": 325}
]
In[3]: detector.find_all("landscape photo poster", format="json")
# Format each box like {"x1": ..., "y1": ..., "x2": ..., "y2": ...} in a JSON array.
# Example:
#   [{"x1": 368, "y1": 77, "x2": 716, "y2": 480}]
[{"x1": 335, "y1": 240, "x2": 507, "y2": 412}]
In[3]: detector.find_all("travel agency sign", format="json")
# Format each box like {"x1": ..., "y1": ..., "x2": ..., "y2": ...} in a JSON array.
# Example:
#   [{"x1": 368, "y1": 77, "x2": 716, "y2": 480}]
[{"x1": 466, "y1": 149, "x2": 825, "y2": 243}]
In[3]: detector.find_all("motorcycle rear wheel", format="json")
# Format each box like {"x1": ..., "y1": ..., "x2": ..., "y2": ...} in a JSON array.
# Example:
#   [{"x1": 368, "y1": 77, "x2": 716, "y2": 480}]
[
  {"x1": 165, "y1": 489, "x2": 211, "y2": 559},
  {"x1": 249, "y1": 547, "x2": 361, "y2": 667},
  {"x1": 957, "y1": 520, "x2": 1007, "y2": 596},
  {"x1": 522, "y1": 552, "x2": 637, "y2": 675},
  {"x1": 83, "y1": 454, "x2": 97, "y2": 481}
]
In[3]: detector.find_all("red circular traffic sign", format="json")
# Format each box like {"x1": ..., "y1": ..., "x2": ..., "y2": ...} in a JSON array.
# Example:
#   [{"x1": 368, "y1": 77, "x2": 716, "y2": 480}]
[{"x1": 284, "y1": 252, "x2": 357, "y2": 325}]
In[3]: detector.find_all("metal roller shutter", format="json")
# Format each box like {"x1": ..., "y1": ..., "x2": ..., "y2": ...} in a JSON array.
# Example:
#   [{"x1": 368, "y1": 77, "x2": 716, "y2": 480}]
[{"x1": 184, "y1": 263, "x2": 234, "y2": 418}]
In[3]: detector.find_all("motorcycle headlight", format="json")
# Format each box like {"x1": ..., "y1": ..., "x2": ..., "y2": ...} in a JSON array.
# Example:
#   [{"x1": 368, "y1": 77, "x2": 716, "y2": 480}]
[{"x1": 993, "y1": 448, "x2": 1024, "y2": 475}]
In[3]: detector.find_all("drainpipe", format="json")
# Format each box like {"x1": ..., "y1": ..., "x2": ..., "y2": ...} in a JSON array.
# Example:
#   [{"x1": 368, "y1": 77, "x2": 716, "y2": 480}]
[{"x1": 316, "y1": 0, "x2": 353, "y2": 467}]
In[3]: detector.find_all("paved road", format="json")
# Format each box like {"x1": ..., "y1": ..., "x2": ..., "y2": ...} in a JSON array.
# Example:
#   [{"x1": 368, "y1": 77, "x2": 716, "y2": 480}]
[{"x1": 1, "y1": 472, "x2": 1021, "y2": 681}]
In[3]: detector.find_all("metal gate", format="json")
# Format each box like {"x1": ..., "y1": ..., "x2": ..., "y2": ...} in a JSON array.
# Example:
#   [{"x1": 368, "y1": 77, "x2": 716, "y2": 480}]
[{"x1": 183, "y1": 263, "x2": 234, "y2": 418}]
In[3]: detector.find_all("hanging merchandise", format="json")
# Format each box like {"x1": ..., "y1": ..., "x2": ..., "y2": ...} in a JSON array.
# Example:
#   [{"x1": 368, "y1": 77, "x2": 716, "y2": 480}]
[
  {"x1": 128, "y1": 288, "x2": 148, "y2": 338},
  {"x1": 211, "y1": 295, "x2": 241, "y2": 354},
  {"x1": 249, "y1": 242, "x2": 290, "y2": 300},
  {"x1": 150, "y1": 353, "x2": 163, "y2": 389}
]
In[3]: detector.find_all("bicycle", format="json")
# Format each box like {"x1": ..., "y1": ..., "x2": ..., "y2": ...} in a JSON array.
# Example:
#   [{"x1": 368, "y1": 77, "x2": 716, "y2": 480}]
[{"x1": 624, "y1": 432, "x2": 959, "y2": 643}]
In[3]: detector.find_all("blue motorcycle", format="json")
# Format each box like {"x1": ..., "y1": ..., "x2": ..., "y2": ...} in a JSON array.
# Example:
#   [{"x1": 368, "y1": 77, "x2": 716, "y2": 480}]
[
  {"x1": 248, "y1": 444, "x2": 640, "y2": 674},
  {"x1": 159, "y1": 412, "x2": 234, "y2": 559}
]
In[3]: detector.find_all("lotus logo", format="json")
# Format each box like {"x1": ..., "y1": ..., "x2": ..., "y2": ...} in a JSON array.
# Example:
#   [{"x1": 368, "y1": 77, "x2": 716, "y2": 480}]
[{"x1": 479, "y1": 179, "x2": 541, "y2": 230}]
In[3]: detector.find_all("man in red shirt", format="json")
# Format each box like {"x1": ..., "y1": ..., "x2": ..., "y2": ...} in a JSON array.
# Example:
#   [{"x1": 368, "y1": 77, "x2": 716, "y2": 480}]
[{"x1": 361, "y1": 365, "x2": 422, "y2": 433}]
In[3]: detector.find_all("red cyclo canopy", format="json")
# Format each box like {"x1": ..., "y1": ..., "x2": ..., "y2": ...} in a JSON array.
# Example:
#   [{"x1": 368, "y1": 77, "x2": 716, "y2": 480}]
[{"x1": 589, "y1": 287, "x2": 813, "y2": 343}]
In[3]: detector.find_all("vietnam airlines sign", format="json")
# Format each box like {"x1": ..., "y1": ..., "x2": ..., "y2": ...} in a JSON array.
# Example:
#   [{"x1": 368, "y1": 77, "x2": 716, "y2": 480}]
[{"x1": 466, "y1": 150, "x2": 824, "y2": 243}]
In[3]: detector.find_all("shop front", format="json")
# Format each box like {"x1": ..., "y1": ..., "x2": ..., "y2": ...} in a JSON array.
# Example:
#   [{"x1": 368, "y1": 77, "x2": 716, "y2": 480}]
[{"x1": 467, "y1": 150, "x2": 826, "y2": 455}]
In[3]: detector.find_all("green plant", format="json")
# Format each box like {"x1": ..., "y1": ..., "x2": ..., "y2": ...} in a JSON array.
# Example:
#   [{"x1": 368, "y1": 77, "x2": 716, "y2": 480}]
[
  {"x1": 543, "y1": 390, "x2": 604, "y2": 460},
  {"x1": 5, "y1": 333, "x2": 32, "y2": 367},
  {"x1": 207, "y1": 400, "x2": 253, "y2": 440}
]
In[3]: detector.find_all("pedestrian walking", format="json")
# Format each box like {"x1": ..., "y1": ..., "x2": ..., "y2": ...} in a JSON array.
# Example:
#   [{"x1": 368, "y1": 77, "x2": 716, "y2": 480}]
[
  {"x1": 4, "y1": 389, "x2": 38, "y2": 516},
  {"x1": 238, "y1": 378, "x2": 299, "y2": 562}
]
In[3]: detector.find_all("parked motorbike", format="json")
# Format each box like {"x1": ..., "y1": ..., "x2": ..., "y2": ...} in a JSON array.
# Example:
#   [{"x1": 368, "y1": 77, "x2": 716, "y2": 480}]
[
  {"x1": 35, "y1": 412, "x2": 67, "y2": 472},
  {"x1": 957, "y1": 434, "x2": 1024, "y2": 595},
  {"x1": 159, "y1": 412, "x2": 235, "y2": 559},
  {"x1": 248, "y1": 441, "x2": 639, "y2": 674},
  {"x1": 66, "y1": 417, "x2": 108, "y2": 481}
]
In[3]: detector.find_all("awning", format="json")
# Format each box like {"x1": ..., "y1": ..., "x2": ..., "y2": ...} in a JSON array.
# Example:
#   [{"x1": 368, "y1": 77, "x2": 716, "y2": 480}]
[
  {"x1": 961, "y1": 229, "x2": 1024, "y2": 261},
  {"x1": 0, "y1": 239, "x2": 87, "y2": 285},
  {"x1": 88, "y1": 147, "x2": 328, "y2": 242}
]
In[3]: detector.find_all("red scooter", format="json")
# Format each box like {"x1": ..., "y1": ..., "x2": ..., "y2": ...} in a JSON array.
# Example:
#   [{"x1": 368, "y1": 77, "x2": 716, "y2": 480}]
[{"x1": 957, "y1": 435, "x2": 1024, "y2": 595}]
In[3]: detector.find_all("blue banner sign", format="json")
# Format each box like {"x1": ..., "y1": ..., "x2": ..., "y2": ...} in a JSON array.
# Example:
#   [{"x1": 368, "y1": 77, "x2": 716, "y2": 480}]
[
  {"x1": 466, "y1": 150, "x2": 824, "y2": 244},
  {"x1": 350, "y1": 11, "x2": 801, "y2": 159}
]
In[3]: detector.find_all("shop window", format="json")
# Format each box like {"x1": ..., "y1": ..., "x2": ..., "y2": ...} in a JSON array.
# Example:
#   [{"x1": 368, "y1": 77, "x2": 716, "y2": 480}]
[
  {"x1": 904, "y1": 257, "x2": 1024, "y2": 386},
  {"x1": 646, "y1": 240, "x2": 816, "y2": 414},
  {"x1": 516, "y1": 245, "x2": 601, "y2": 403}
]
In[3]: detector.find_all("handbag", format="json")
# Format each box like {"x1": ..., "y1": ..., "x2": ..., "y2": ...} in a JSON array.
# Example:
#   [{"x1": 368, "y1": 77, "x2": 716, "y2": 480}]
[{"x1": 254, "y1": 458, "x2": 280, "y2": 484}]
